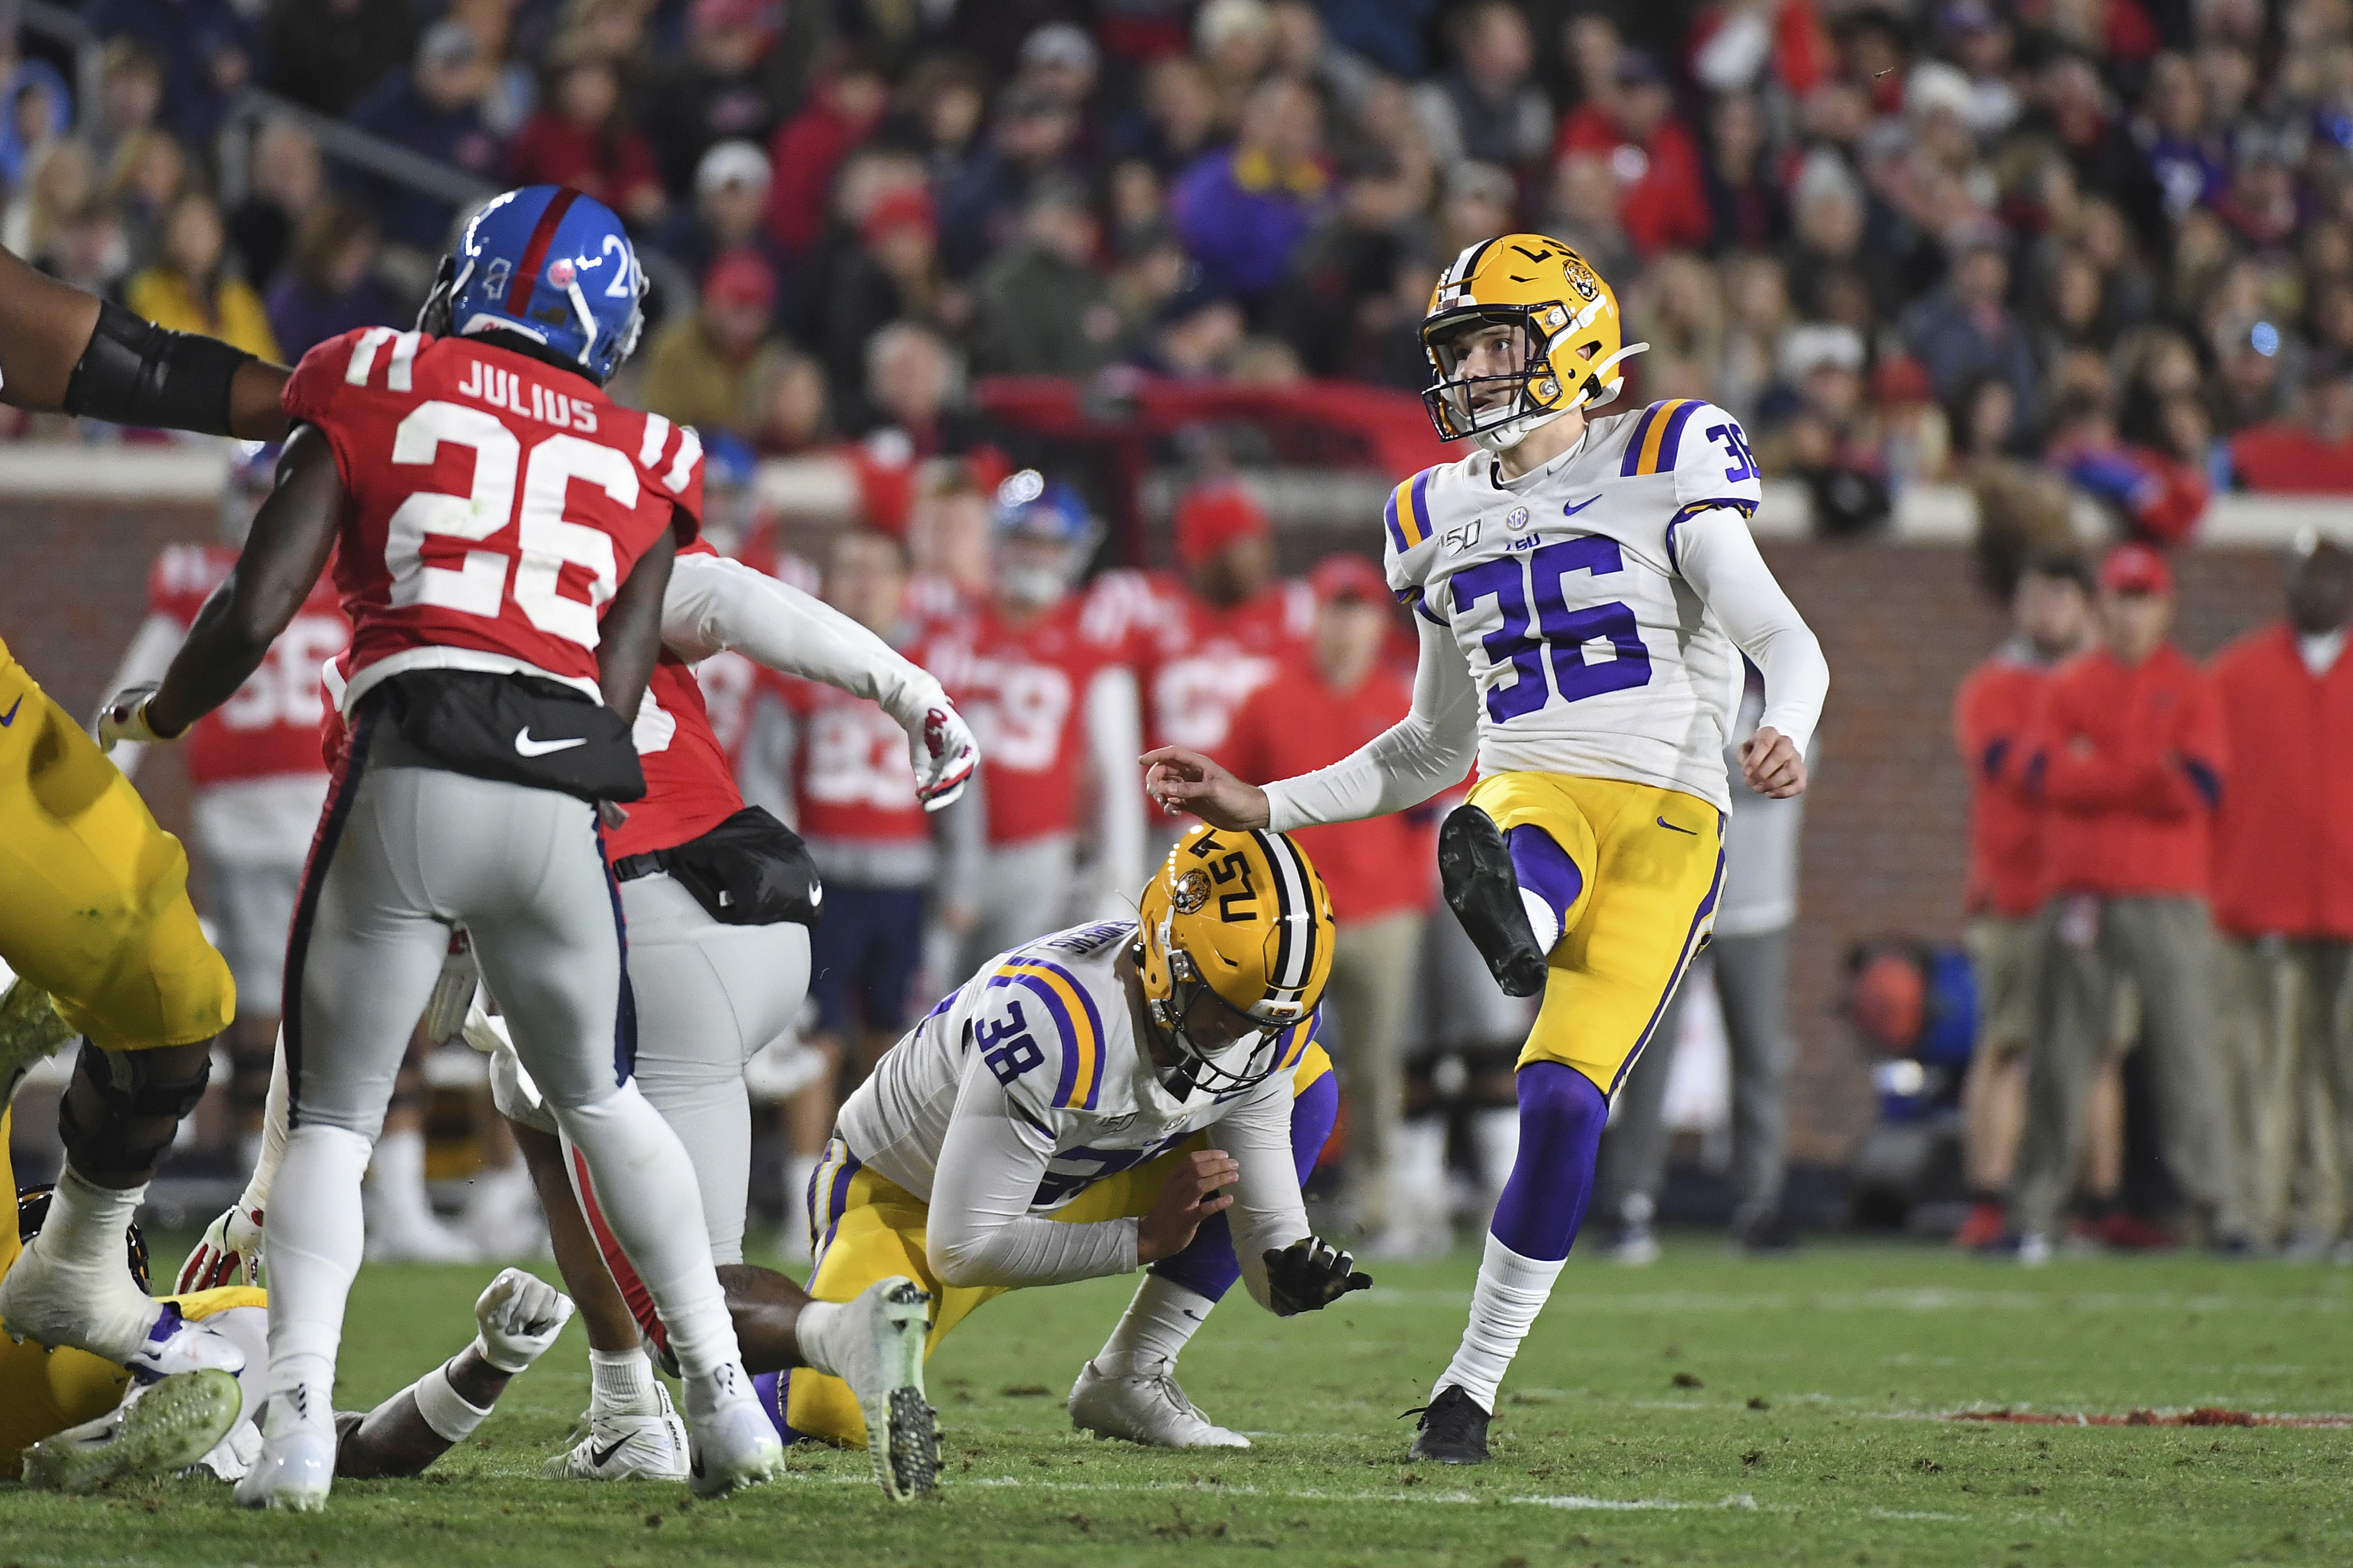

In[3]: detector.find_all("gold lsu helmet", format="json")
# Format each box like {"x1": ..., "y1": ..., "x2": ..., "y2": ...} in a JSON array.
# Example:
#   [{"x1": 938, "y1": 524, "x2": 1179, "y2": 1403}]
[
  {"x1": 1133, "y1": 823, "x2": 1336, "y2": 1095},
  {"x1": 1420, "y1": 234, "x2": 1649, "y2": 452}
]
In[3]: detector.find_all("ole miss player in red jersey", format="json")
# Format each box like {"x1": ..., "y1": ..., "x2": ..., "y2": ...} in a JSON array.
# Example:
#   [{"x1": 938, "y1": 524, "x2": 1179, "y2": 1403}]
[
  {"x1": 104, "y1": 187, "x2": 781, "y2": 1508},
  {"x1": 924, "y1": 471, "x2": 1145, "y2": 977},
  {"x1": 1121, "y1": 480, "x2": 1315, "y2": 783}
]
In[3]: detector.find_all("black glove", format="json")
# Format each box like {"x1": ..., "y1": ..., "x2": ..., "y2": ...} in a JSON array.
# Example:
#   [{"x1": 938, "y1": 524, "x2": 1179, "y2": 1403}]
[{"x1": 1262, "y1": 1236, "x2": 1371, "y2": 1317}]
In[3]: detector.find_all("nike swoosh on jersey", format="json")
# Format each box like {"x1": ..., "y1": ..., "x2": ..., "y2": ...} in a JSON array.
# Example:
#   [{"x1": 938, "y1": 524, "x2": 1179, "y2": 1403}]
[
  {"x1": 1562, "y1": 495, "x2": 1600, "y2": 517},
  {"x1": 514, "y1": 728, "x2": 588, "y2": 757},
  {"x1": 1656, "y1": 816, "x2": 1697, "y2": 835},
  {"x1": 0, "y1": 695, "x2": 19, "y2": 726}
]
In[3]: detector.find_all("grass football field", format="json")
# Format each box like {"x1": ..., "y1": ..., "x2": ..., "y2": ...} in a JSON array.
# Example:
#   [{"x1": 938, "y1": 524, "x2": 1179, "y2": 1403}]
[{"x1": 7, "y1": 1235, "x2": 2352, "y2": 1566}]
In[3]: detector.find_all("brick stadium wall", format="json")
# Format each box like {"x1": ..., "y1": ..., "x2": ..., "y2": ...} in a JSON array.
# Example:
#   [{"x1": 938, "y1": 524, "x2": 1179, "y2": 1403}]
[{"x1": 0, "y1": 499, "x2": 2291, "y2": 1162}]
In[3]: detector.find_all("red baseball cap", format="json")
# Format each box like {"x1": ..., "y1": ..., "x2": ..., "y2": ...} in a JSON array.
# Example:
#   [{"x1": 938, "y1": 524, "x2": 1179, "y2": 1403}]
[
  {"x1": 1310, "y1": 552, "x2": 1388, "y2": 606},
  {"x1": 860, "y1": 187, "x2": 937, "y2": 246},
  {"x1": 2098, "y1": 541, "x2": 2173, "y2": 597},
  {"x1": 703, "y1": 248, "x2": 777, "y2": 311},
  {"x1": 1172, "y1": 481, "x2": 1269, "y2": 570}
]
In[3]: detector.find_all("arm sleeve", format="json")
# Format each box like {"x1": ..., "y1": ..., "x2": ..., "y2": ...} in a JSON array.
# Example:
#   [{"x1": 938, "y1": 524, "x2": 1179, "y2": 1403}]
[
  {"x1": 1261, "y1": 612, "x2": 1479, "y2": 831},
  {"x1": 662, "y1": 554, "x2": 949, "y2": 731},
  {"x1": 1670, "y1": 507, "x2": 1828, "y2": 756},
  {"x1": 924, "y1": 1062, "x2": 1141, "y2": 1288},
  {"x1": 1216, "y1": 1080, "x2": 1315, "y2": 1313},
  {"x1": 96, "y1": 611, "x2": 190, "y2": 781},
  {"x1": 1083, "y1": 665, "x2": 1147, "y2": 900}
]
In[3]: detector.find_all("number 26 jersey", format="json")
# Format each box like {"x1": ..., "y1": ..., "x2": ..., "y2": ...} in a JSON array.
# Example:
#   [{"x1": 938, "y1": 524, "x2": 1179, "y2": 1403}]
[
  {"x1": 1383, "y1": 398, "x2": 1765, "y2": 812},
  {"x1": 283, "y1": 327, "x2": 704, "y2": 716}
]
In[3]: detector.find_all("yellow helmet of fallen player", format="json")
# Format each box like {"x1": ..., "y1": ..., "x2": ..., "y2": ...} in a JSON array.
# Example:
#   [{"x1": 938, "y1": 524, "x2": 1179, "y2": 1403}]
[
  {"x1": 1420, "y1": 234, "x2": 1649, "y2": 453},
  {"x1": 1133, "y1": 823, "x2": 1335, "y2": 1095}
]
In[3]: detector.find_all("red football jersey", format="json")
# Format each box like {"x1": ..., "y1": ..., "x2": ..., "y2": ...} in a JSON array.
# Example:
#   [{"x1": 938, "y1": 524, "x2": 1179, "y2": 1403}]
[
  {"x1": 1130, "y1": 573, "x2": 1315, "y2": 754},
  {"x1": 608, "y1": 542, "x2": 748, "y2": 861},
  {"x1": 921, "y1": 595, "x2": 1122, "y2": 847},
  {"x1": 775, "y1": 674, "x2": 927, "y2": 845},
  {"x1": 283, "y1": 327, "x2": 702, "y2": 714},
  {"x1": 147, "y1": 543, "x2": 348, "y2": 788}
]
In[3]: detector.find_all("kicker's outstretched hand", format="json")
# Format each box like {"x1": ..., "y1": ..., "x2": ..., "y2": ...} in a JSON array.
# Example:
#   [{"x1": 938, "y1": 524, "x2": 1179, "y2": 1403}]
[{"x1": 1140, "y1": 746, "x2": 1271, "y2": 830}]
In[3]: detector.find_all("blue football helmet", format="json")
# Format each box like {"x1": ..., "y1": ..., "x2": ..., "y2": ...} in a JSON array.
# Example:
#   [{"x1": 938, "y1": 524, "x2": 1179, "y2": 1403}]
[
  {"x1": 991, "y1": 468, "x2": 1099, "y2": 606},
  {"x1": 419, "y1": 185, "x2": 647, "y2": 384}
]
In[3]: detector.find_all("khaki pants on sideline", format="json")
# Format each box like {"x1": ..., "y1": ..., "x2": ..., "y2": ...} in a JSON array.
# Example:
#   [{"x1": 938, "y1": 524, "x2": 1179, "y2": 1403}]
[
  {"x1": 2224, "y1": 937, "x2": 2353, "y2": 1243},
  {"x1": 2011, "y1": 895, "x2": 2244, "y2": 1242},
  {"x1": 1323, "y1": 910, "x2": 1428, "y2": 1231}
]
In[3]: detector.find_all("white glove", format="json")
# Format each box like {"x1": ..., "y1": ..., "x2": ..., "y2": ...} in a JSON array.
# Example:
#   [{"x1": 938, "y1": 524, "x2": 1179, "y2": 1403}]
[
  {"x1": 96, "y1": 684, "x2": 172, "y2": 752},
  {"x1": 175, "y1": 1203, "x2": 265, "y2": 1294},
  {"x1": 906, "y1": 698, "x2": 978, "y2": 811},
  {"x1": 424, "y1": 931, "x2": 479, "y2": 1046},
  {"x1": 472, "y1": 1266, "x2": 574, "y2": 1373}
]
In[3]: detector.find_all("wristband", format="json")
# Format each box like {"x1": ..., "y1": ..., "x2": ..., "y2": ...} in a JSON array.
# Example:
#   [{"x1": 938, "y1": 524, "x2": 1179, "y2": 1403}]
[
  {"x1": 62, "y1": 299, "x2": 254, "y2": 436},
  {"x1": 412, "y1": 1361, "x2": 492, "y2": 1442}
]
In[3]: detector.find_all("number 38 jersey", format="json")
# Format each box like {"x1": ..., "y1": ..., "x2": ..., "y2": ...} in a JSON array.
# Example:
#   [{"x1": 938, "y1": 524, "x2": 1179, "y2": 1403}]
[
  {"x1": 1384, "y1": 397, "x2": 1764, "y2": 812},
  {"x1": 283, "y1": 327, "x2": 703, "y2": 716},
  {"x1": 836, "y1": 920, "x2": 1318, "y2": 1211}
]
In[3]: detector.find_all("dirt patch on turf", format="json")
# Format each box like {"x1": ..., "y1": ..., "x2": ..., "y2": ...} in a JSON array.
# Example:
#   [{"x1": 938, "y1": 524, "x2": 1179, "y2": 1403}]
[{"x1": 1948, "y1": 1407, "x2": 2353, "y2": 1428}]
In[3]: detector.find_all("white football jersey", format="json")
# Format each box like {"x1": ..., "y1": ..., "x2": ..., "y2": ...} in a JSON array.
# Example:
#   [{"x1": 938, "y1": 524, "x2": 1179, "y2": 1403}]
[
  {"x1": 1382, "y1": 397, "x2": 1767, "y2": 811},
  {"x1": 834, "y1": 919, "x2": 1318, "y2": 1210}
]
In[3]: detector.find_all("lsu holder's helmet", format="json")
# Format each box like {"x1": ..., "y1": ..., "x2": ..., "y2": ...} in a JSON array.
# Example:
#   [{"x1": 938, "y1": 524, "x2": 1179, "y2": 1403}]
[
  {"x1": 1420, "y1": 234, "x2": 1649, "y2": 452},
  {"x1": 1132, "y1": 824, "x2": 1336, "y2": 1098},
  {"x1": 419, "y1": 185, "x2": 648, "y2": 385}
]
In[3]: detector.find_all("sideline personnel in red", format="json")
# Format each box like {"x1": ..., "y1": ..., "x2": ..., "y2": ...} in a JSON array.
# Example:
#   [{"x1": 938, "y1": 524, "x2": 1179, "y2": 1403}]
[
  {"x1": 2008, "y1": 543, "x2": 2246, "y2": 1261},
  {"x1": 1218, "y1": 553, "x2": 1433, "y2": 1236},
  {"x1": 1949, "y1": 551, "x2": 2095, "y2": 1250},
  {"x1": 2208, "y1": 537, "x2": 2353, "y2": 1248}
]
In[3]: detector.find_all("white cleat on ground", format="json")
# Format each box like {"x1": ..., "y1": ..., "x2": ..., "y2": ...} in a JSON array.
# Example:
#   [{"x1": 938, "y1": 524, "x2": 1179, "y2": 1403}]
[
  {"x1": 683, "y1": 1362, "x2": 784, "y2": 1498},
  {"x1": 543, "y1": 1384, "x2": 689, "y2": 1480},
  {"x1": 830, "y1": 1275, "x2": 938, "y2": 1500},
  {"x1": 21, "y1": 1368, "x2": 245, "y2": 1492},
  {"x1": 1068, "y1": 1358, "x2": 1251, "y2": 1449},
  {"x1": 1, "y1": 1244, "x2": 245, "y2": 1375},
  {"x1": 232, "y1": 1392, "x2": 337, "y2": 1511}
]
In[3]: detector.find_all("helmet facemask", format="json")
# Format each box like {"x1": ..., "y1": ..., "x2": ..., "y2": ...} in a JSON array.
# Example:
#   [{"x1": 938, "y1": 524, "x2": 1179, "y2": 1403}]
[{"x1": 1141, "y1": 941, "x2": 1290, "y2": 1101}]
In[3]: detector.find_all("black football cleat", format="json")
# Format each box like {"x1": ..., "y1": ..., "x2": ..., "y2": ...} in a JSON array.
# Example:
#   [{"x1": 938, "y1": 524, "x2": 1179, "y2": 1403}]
[
  {"x1": 1405, "y1": 1384, "x2": 1492, "y2": 1465},
  {"x1": 1438, "y1": 808, "x2": 1548, "y2": 997}
]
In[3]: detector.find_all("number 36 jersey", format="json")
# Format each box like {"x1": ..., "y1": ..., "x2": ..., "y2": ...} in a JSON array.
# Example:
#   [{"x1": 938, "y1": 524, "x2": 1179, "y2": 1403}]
[
  {"x1": 1384, "y1": 398, "x2": 1764, "y2": 812},
  {"x1": 836, "y1": 919, "x2": 1318, "y2": 1211},
  {"x1": 284, "y1": 327, "x2": 704, "y2": 716}
]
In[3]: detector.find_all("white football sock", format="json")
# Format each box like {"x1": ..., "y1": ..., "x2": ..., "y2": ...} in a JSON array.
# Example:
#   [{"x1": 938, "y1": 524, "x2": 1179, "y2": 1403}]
[
  {"x1": 1519, "y1": 888, "x2": 1562, "y2": 954},
  {"x1": 29, "y1": 1168, "x2": 162, "y2": 1356},
  {"x1": 1434, "y1": 1230, "x2": 1565, "y2": 1415},
  {"x1": 365, "y1": 1126, "x2": 436, "y2": 1227},
  {"x1": 791, "y1": 1299, "x2": 847, "y2": 1377},
  {"x1": 267, "y1": 1124, "x2": 375, "y2": 1423},
  {"x1": 1472, "y1": 1108, "x2": 1522, "y2": 1203},
  {"x1": 1094, "y1": 1275, "x2": 1217, "y2": 1373},
  {"x1": 590, "y1": 1348, "x2": 659, "y2": 1416},
  {"x1": 555, "y1": 1086, "x2": 740, "y2": 1380}
]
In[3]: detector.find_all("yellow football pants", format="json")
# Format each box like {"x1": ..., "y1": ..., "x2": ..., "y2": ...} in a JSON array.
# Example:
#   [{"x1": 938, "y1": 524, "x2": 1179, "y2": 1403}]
[
  {"x1": 0, "y1": 637, "x2": 233, "y2": 1050},
  {"x1": 0, "y1": 1107, "x2": 263, "y2": 1469},
  {"x1": 1467, "y1": 771, "x2": 1725, "y2": 1096},
  {"x1": 786, "y1": 1044, "x2": 1333, "y2": 1445}
]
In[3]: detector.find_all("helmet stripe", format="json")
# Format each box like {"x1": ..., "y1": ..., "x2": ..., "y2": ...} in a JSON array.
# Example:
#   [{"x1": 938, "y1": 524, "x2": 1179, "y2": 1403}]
[
  {"x1": 1251, "y1": 830, "x2": 1318, "y2": 997},
  {"x1": 506, "y1": 187, "x2": 582, "y2": 318}
]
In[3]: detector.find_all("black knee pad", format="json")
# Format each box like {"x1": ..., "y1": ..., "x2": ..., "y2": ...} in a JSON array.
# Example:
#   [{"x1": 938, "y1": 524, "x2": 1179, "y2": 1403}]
[{"x1": 57, "y1": 1041, "x2": 213, "y2": 1175}]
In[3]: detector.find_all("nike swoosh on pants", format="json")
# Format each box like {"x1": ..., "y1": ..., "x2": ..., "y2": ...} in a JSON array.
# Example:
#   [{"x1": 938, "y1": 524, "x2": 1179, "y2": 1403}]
[{"x1": 514, "y1": 727, "x2": 588, "y2": 757}]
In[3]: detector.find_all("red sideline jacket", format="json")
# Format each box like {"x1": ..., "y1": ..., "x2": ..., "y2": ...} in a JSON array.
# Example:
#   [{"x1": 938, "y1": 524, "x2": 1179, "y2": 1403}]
[
  {"x1": 2208, "y1": 623, "x2": 2353, "y2": 939},
  {"x1": 2028, "y1": 643, "x2": 2227, "y2": 899},
  {"x1": 1953, "y1": 646, "x2": 2053, "y2": 918}
]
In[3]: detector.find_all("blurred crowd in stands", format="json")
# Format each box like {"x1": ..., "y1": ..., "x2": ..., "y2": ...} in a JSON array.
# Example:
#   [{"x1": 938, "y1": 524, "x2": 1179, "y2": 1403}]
[{"x1": 9, "y1": 0, "x2": 2353, "y2": 534}]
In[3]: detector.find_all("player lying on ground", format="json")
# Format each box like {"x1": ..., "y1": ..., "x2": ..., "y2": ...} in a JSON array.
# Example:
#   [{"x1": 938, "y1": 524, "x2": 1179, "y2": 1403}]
[
  {"x1": 0, "y1": 228, "x2": 295, "y2": 1403},
  {"x1": 1143, "y1": 234, "x2": 1828, "y2": 1465},
  {"x1": 98, "y1": 187, "x2": 778, "y2": 1508},
  {"x1": 471, "y1": 824, "x2": 1360, "y2": 1474},
  {"x1": 3, "y1": 985, "x2": 572, "y2": 1492}
]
